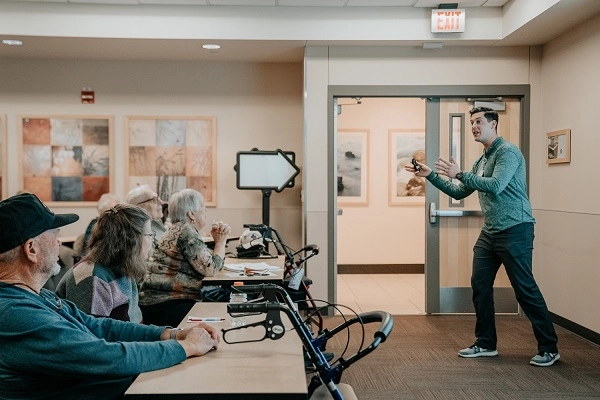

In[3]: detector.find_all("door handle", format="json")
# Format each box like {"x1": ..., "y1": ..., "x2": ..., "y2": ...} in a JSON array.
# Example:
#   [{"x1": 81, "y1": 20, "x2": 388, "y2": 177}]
[
  {"x1": 429, "y1": 202, "x2": 483, "y2": 224},
  {"x1": 337, "y1": 209, "x2": 343, "y2": 216}
]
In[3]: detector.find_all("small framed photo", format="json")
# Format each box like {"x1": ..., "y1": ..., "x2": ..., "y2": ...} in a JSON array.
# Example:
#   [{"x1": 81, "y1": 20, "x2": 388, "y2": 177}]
[
  {"x1": 546, "y1": 129, "x2": 571, "y2": 164},
  {"x1": 388, "y1": 129, "x2": 426, "y2": 206},
  {"x1": 337, "y1": 129, "x2": 369, "y2": 206}
]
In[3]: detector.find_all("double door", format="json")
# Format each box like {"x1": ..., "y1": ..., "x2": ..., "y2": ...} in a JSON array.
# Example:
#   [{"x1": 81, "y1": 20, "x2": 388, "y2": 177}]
[
  {"x1": 425, "y1": 98, "x2": 522, "y2": 313},
  {"x1": 330, "y1": 87, "x2": 529, "y2": 315}
]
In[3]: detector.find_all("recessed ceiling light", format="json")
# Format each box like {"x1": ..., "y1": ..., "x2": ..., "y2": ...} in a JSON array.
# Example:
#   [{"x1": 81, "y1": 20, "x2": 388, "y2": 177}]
[
  {"x1": 202, "y1": 44, "x2": 221, "y2": 50},
  {"x1": 2, "y1": 39, "x2": 23, "y2": 46}
]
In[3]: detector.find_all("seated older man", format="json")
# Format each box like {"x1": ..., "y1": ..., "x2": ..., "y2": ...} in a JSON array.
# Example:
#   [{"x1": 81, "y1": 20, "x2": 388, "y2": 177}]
[
  {"x1": 126, "y1": 185, "x2": 167, "y2": 241},
  {"x1": 0, "y1": 193, "x2": 220, "y2": 400}
]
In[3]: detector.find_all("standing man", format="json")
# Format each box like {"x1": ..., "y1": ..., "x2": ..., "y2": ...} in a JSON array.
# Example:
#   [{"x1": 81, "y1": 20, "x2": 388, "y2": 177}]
[
  {"x1": 0, "y1": 193, "x2": 220, "y2": 399},
  {"x1": 406, "y1": 107, "x2": 559, "y2": 367}
]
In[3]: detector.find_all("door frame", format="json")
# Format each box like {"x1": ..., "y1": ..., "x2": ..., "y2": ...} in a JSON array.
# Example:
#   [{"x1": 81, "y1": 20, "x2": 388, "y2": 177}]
[{"x1": 327, "y1": 85, "x2": 530, "y2": 313}]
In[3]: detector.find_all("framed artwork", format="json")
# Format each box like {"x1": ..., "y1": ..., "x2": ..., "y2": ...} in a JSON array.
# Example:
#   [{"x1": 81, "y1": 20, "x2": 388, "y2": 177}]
[
  {"x1": 337, "y1": 129, "x2": 369, "y2": 206},
  {"x1": 125, "y1": 116, "x2": 217, "y2": 206},
  {"x1": 546, "y1": 129, "x2": 571, "y2": 164},
  {"x1": 0, "y1": 115, "x2": 5, "y2": 200},
  {"x1": 389, "y1": 129, "x2": 426, "y2": 206},
  {"x1": 19, "y1": 115, "x2": 113, "y2": 205}
]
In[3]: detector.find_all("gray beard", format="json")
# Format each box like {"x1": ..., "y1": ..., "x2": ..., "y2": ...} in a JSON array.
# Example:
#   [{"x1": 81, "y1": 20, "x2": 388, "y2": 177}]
[{"x1": 49, "y1": 262, "x2": 61, "y2": 277}]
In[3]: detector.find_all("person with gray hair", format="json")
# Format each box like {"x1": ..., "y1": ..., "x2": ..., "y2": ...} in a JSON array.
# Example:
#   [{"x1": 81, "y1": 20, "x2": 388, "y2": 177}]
[
  {"x1": 139, "y1": 188, "x2": 231, "y2": 327},
  {"x1": 53, "y1": 193, "x2": 120, "y2": 291},
  {"x1": 0, "y1": 193, "x2": 220, "y2": 400},
  {"x1": 56, "y1": 203, "x2": 154, "y2": 323},
  {"x1": 126, "y1": 184, "x2": 166, "y2": 241}
]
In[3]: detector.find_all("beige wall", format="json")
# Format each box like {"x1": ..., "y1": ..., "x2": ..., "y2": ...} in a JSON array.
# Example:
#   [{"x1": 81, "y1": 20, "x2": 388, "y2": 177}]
[
  {"x1": 304, "y1": 45, "x2": 534, "y2": 306},
  {"x1": 0, "y1": 60, "x2": 304, "y2": 250},
  {"x1": 306, "y1": 22, "x2": 600, "y2": 334},
  {"x1": 0, "y1": 12, "x2": 597, "y2": 334},
  {"x1": 533, "y1": 13, "x2": 600, "y2": 332}
]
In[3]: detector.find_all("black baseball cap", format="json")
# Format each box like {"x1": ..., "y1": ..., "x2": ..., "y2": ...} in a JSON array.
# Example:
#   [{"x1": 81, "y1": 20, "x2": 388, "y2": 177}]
[{"x1": 0, "y1": 193, "x2": 79, "y2": 253}]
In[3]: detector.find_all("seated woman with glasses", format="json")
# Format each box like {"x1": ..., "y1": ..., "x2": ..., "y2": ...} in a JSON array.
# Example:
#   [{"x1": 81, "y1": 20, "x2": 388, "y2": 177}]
[
  {"x1": 56, "y1": 204, "x2": 154, "y2": 323},
  {"x1": 126, "y1": 184, "x2": 167, "y2": 242},
  {"x1": 139, "y1": 188, "x2": 231, "y2": 327}
]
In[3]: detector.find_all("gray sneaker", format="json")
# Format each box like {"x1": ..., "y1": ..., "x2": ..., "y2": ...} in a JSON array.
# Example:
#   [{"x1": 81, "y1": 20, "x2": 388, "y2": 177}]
[
  {"x1": 530, "y1": 351, "x2": 560, "y2": 367},
  {"x1": 458, "y1": 345, "x2": 498, "y2": 358}
]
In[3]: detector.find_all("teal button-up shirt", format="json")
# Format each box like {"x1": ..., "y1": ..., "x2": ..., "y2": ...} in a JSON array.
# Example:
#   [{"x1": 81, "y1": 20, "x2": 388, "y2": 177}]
[{"x1": 427, "y1": 136, "x2": 535, "y2": 234}]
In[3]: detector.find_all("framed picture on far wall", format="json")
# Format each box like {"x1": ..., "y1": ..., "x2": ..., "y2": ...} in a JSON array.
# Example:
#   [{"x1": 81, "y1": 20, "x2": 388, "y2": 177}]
[
  {"x1": 388, "y1": 129, "x2": 426, "y2": 206},
  {"x1": 546, "y1": 129, "x2": 571, "y2": 164},
  {"x1": 337, "y1": 129, "x2": 369, "y2": 206},
  {"x1": 125, "y1": 116, "x2": 217, "y2": 206},
  {"x1": 0, "y1": 115, "x2": 6, "y2": 200},
  {"x1": 19, "y1": 115, "x2": 113, "y2": 205}
]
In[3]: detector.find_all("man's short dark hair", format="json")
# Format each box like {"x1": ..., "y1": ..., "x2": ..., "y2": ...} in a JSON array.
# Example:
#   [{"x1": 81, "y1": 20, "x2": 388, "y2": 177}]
[{"x1": 469, "y1": 106, "x2": 499, "y2": 129}]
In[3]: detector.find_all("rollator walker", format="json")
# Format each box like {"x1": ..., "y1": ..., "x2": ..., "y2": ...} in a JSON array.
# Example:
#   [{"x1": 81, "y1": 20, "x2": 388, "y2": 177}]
[{"x1": 225, "y1": 226, "x2": 394, "y2": 400}]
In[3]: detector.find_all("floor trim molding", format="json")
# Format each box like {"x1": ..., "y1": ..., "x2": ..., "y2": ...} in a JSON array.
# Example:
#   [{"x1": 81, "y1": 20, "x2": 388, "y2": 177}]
[
  {"x1": 550, "y1": 312, "x2": 600, "y2": 346},
  {"x1": 338, "y1": 264, "x2": 424, "y2": 274}
]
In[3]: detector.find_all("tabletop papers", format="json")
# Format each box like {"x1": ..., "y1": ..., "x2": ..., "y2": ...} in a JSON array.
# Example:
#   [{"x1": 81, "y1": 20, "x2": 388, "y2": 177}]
[{"x1": 223, "y1": 262, "x2": 281, "y2": 277}]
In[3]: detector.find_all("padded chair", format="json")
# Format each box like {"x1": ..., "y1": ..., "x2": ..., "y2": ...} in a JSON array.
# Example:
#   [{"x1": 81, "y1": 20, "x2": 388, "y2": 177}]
[
  {"x1": 311, "y1": 383, "x2": 358, "y2": 400},
  {"x1": 72, "y1": 233, "x2": 85, "y2": 264}
]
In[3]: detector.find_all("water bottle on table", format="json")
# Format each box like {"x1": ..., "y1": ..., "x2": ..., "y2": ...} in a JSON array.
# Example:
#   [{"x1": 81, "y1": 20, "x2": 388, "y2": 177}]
[{"x1": 229, "y1": 292, "x2": 247, "y2": 327}]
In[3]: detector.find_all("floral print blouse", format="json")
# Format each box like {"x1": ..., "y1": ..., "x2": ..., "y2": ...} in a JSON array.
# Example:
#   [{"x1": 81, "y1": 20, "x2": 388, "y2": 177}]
[{"x1": 139, "y1": 221, "x2": 224, "y2": 305}]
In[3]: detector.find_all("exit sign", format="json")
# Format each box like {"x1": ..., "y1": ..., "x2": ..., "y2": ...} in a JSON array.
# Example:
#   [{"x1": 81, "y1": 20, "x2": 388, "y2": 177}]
[{"x1": 431, "y1": 9, "x2": 465, "y2": 33}]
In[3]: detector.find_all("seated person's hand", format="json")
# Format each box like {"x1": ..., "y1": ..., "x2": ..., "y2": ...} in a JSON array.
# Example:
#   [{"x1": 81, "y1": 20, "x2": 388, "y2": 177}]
[
  {"x1": 187, "y1": 322, "x2": 221, "y2": 343},
  {"x1": 210, "y1": 221, "x2": 231, "y2": 241},
  {"x1": 179, "y1": 327, "x2": 220, "y2": 357}
]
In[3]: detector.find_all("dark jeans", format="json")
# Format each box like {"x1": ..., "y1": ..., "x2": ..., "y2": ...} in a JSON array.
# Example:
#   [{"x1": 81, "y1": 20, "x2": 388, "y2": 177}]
[
  {"x1": 140, "y1": 299, "x2": 196, "y2": 327},
  {"x1": 472, "y1": 222, "x2": 558, "y2": 353}
]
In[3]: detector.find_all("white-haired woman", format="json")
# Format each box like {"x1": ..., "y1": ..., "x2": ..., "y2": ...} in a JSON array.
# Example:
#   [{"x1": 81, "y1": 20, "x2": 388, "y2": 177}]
[{"x1": 139, "y1": 189, "x2": 231, "y2": 327}]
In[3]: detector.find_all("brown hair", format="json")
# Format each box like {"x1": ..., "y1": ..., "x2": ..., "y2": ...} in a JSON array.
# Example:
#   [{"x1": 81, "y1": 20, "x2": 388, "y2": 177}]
[
  {"x1": 469, "y1": 106, "x2": 499, "y2": 129},
  {"x1": 84, "y1": 203, "x2": 150, "y2": 282}
]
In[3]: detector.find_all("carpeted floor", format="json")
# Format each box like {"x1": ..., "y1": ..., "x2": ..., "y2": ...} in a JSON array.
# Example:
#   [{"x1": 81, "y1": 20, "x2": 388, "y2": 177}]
[{"x1": 312, "y1": 314, "x2": 600, "y2": 399}]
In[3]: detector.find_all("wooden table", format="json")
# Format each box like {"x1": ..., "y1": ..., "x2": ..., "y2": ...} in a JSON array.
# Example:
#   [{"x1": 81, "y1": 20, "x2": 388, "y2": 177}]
[
  {"x1": 125, "y1": 302, "x2": 307, "y2": 399},
  {"x1": 202, "y1": 256, "x2": 286, "y2": 286}
]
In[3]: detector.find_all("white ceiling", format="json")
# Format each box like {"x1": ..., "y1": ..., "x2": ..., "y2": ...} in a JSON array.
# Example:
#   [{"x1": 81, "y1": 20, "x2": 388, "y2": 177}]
[
  {"x1": 4, "y1": 0, "x2": 511, "y2": 6},
  {"x1": 1, "y1": 0, "x2": 599, "y2": 63}
]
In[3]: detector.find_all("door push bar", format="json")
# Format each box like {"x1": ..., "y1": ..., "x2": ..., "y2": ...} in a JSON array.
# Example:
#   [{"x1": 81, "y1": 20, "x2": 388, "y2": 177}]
[{"x1": 429, "y1": 202, "x2": 483, "y2": 224}]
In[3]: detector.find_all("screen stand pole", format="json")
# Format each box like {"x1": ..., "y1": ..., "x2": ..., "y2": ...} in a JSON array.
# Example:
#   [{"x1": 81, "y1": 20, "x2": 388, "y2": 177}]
[{"x1": 262, "y1": 189, "x2": 272, "y2": 252}]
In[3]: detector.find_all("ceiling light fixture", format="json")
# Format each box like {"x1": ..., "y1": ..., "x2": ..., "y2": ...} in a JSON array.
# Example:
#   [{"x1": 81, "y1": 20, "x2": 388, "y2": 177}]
[
  {"x1": 2, "y1": 39, "x2": 23, "y2": 46},
  {"x1": 438, "y1": 3, "x2": 458, "y2": 9},
  {"x1": 202, "y1": 44, "x2": 221, "y2": 50}
]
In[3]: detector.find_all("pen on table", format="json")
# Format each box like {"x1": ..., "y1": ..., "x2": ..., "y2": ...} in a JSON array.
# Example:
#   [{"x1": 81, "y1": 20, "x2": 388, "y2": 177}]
[{"x1": 187, "y1": 317, "x2": 226, "y2": 322}]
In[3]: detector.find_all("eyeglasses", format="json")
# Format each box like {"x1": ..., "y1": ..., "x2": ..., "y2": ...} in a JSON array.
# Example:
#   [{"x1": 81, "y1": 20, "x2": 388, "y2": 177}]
[
  {"x1": 138, "y1": 197, "x2": 161, "y2": 206},
  {"x1": 143, "y1": 231, "x2": 157, "y2": 240}
]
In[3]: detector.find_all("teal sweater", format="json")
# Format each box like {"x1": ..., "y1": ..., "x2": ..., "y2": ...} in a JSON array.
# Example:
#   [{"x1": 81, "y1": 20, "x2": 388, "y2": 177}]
[
  {"x1": 0, "y1": 283, "x2": 186, "y2": 400},
  {"x1": 426, "y1": 136, "x2": 535, "y2": 234}
]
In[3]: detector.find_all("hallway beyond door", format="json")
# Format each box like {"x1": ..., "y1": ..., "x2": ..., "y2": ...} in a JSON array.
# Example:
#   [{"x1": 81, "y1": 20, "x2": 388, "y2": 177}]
[{"x1": 336, "y1": 274, "x2": 424, "y2": 315}]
